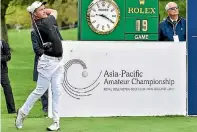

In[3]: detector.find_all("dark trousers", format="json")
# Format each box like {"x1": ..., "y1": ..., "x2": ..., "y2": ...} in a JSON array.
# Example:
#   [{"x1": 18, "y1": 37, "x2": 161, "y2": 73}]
[{"x1": 1, "y1": 67, "x2": 16, "y2": 113}]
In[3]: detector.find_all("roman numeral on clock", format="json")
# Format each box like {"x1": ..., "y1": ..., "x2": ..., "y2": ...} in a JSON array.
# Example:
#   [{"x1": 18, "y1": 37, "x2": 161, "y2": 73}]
[
  {"x1": 96, "y1": 3, "x2": 100, "y2": 8},
  {"x1": 102, "y1": 2, "x2": 106, "y2": 7},
  {"x1": 107, "y1": 4, "x2": 111, "y2": 8},
  {"x1": 92, "y1": 20, "x2": 96, "y2": 23},
  {"x1": 107, "y1": 24, "x2": 110, "y2": 28},
  {"x1": 96, "y1": 24, "x2": 100, "y2": 29}
]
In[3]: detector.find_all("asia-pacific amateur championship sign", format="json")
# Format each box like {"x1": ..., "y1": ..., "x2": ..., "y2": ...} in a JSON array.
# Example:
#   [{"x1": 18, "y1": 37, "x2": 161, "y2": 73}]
[
  {"x1": 78, "y1": 0, "x2": 159, "y2": 40},
  {"x1": 58, "y1": 41, "x2": 186, "y2": 117}
]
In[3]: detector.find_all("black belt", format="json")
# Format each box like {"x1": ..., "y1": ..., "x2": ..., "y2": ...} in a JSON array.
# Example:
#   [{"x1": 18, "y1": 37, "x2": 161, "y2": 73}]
[
  {"x1": 44, "y1": 53, "x2": 62, "y2": 58},
  {"x1": 43, "y1": 54, "x2": 62, "y2": 60}
]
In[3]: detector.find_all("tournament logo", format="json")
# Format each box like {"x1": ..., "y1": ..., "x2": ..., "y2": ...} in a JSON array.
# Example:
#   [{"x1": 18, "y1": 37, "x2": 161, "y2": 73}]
[{"x1": 62, "y1": 59, "x2": 102, "y2": 99}]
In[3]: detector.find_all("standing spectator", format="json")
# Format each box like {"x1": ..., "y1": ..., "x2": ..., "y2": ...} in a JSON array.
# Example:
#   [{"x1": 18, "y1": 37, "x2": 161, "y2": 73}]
[{"x1": 1, "y1": 40, "x2": 16, "y2": 114}]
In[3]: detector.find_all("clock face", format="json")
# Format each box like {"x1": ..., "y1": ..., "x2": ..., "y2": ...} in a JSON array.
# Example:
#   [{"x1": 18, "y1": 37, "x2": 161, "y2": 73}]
[{"x1": 87, "y1": 0, "x2": 120, "y2": 34}]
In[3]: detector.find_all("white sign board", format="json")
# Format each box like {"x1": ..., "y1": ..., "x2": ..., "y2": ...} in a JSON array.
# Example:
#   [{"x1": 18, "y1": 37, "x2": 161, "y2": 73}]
[{"x1": 58, "y1": 41, "x2": 186, "y2": 117}]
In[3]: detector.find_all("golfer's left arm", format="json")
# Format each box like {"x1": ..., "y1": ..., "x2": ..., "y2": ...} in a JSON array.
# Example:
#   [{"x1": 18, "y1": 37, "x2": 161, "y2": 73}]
[
  {"x1": 45, "y1": 9, "x2": 57, "y2": 19},
  {"x1": 31, "y1": 31, "x2": 44, "y2": 56}
]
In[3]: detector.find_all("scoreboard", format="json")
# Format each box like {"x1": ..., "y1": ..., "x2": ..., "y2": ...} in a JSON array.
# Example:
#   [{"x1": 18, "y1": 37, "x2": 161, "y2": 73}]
[{"x1": 78, "y1": 0, "x2": 159, "y2": 41}]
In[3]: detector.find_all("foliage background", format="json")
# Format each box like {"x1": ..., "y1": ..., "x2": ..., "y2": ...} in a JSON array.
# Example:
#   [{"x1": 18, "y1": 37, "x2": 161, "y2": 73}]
[
  {"x1": 159, "y1": 0, "x2": 186, "y2": 21},
  {"x1": 5, "y1": 0, "x2": 186, "y2": 29}
]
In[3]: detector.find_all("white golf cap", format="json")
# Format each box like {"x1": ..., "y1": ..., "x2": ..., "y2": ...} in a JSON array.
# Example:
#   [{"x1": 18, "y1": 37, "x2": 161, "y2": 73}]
[{"x1": 27, "y1": 1, "x2": 47, "y2": 13}]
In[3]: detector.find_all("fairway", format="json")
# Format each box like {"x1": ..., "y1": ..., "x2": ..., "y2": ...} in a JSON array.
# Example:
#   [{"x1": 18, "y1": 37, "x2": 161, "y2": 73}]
[
  {"x1": 1, "y1": 29, "x2": 197, "y2": 132},
  {"x1": 2, "y1": 116, "x2": 197, "y2": 132}
]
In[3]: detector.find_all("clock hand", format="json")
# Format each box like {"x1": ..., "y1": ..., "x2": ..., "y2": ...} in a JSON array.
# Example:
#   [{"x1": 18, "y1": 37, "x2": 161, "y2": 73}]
[
  {"x1": 108, "y1": 18, "x2": 115, "y2": 24},
  {"x1": 102, "y1": 14, "x2": 115, "y2": 24},
  {"x1": 96, "y1": 14, "x2": 115, "y2": 24}
]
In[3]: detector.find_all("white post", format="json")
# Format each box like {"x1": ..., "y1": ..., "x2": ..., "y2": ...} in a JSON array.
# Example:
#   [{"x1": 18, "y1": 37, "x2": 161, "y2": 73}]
[{"x1": 48, "y1": 83, "x2": 53, "y2": 118}]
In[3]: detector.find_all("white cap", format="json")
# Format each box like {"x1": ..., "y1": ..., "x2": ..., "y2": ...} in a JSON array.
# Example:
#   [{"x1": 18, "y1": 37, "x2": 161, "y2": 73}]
[{"x1": 27, "y1": 1, "x2": 47, "y2": 14}]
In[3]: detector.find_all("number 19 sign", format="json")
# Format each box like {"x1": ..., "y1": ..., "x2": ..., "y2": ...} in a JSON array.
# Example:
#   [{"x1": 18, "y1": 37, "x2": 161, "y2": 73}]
[{"x1": 78, "y1": 0, "x2": 159, "y2": 41}]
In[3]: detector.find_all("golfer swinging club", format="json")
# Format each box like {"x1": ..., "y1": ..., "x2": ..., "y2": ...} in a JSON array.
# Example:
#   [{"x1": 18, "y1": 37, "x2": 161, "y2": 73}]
[{"x1": 15, "y1": 1, "x2": 64, "y2": 131}]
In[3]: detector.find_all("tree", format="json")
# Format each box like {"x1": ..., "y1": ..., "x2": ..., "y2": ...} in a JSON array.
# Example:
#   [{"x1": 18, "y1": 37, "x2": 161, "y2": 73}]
[
  {"x1": 1, "y1": 0, "x2": 57, "y2": 42},
  {"x1": 1, "y1": 0, "x2": 12, "y2": 42}
]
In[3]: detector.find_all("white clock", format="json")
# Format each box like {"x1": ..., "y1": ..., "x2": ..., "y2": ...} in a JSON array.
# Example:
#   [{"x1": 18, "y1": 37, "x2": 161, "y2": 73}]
[{"x1": 86, "y1": 0, "x2": 120, "y2": 35}]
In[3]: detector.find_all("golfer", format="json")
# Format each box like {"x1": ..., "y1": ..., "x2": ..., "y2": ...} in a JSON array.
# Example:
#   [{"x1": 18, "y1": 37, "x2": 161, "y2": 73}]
[{"x1": 15, "y1": 1, "x2": 64, "y2": 131}]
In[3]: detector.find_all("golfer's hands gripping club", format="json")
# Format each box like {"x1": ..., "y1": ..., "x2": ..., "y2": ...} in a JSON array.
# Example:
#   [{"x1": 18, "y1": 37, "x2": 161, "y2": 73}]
[{"x1": 43, "y1": 42, "x2": 53, "y2": 52}]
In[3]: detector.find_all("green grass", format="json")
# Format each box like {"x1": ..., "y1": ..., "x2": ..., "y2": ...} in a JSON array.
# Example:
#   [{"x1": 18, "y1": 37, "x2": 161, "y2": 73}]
[
  {"x1": 2, "y1": 116, "x2": 197, "y2": 132},
  {"x1": 1, "y1": 29, "x2": 197, "y2": 132}
]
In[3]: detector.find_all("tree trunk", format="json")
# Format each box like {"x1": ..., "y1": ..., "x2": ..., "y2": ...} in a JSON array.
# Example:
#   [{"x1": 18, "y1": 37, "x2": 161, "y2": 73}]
[
  {"x1": 1, "y1": 0, "x2": 10, "y2": 42},
  {"x1": 1, "y1": 16, "x2": 8, "y2": 42}
]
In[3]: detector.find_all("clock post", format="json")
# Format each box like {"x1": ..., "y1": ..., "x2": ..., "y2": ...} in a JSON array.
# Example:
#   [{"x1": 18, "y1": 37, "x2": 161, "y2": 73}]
[{"x1": 78, "y1": 0, "x2": 159, "y2": 41}]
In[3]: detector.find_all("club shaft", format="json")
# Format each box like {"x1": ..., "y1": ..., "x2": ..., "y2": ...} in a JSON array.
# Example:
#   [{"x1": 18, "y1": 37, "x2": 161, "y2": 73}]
[{"x1": 30, "y1": 14, "x2": 44, "y2": 44}]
